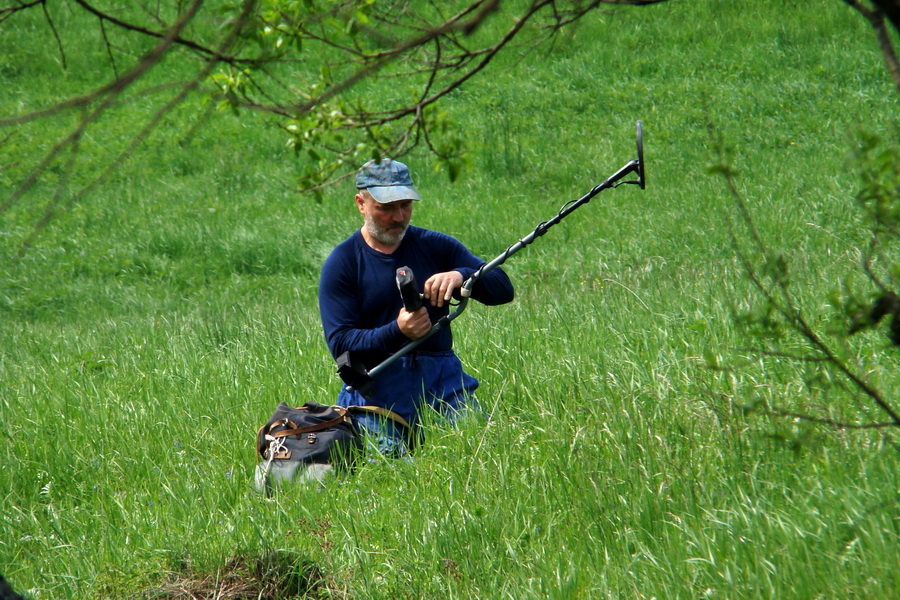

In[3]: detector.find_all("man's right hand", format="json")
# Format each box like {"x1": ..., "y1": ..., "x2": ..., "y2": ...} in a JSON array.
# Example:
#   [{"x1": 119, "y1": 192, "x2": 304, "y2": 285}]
[{"x1": 397, "y1": 306, "x2": 431, "y2": 340}]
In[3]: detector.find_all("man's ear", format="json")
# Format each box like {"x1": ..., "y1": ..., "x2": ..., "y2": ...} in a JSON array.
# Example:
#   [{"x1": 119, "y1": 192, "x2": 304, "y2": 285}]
[{"x1": 355, "y1": 192, "x2": 366, "y2": 214}]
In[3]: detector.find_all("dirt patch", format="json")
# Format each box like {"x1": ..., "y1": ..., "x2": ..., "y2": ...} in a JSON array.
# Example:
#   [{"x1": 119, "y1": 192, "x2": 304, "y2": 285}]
[{"x1": 145, "y1": 553, "x2": 333, "y2": 600}]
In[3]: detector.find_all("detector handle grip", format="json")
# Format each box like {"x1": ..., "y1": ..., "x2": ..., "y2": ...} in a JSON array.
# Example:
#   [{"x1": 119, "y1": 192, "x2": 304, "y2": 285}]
[{"x1": 396, "y1": 266, "x2": 424, "y2": 312}]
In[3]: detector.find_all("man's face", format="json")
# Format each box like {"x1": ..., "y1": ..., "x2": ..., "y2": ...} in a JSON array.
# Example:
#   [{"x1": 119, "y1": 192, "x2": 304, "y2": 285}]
[{"x1": 357, "y1": 192, "x2": 414, "y2": 246}]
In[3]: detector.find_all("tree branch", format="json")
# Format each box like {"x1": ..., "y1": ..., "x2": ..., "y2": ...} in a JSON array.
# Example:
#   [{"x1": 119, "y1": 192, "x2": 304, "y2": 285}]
[
  {"x1": 3, "y1": 0, "x2": 669, "y2": 234},
  {"x1": 844, "y1": 0, "x2": 900, "y2": 94},
  {"x1": 71, "y1": 0, "x2": 254, "y2": 66},
  {"x1": 40, "y1": 0, "x2": 66, "y2": 68},
  {"x1": 14, "y1": 0, "x2": 258, "y2": 258},
  {"x1": 1, "y1": 0, "x2": 207, "y2": 215},
  {"x1": 0, "y1": 0, "x2": 44, "y2": 25},
  {"x1": 711, "y1": 117, "x2": 900, "y2": 427}
]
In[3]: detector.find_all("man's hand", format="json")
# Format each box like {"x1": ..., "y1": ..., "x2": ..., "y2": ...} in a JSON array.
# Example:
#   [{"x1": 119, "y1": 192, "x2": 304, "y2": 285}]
[
  {"x1": 423, "y1": 270, "x2": 463, "y2": 308},
  {"x1": 397, "y1": 306, "x2": 431, "y2": 340}
]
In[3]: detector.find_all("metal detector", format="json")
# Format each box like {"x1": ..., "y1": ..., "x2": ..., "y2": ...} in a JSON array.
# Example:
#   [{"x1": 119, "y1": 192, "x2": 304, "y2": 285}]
[{"x1": 337, "y1": 120, "x2": 647, "y2": 394}]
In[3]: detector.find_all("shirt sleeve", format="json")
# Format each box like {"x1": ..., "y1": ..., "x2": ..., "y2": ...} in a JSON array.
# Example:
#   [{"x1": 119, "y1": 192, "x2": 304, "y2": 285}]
[
  {"x1": 318, "y1": 243, "x2": 407, "y2": 360},
  {"x1": 436, "y1": 232, "x2": 515, "y2": 306}
]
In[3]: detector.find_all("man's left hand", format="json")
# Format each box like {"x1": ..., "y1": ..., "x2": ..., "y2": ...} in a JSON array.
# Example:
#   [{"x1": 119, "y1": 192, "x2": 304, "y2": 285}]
[{"x1": 423, "y1": 270, "x2": 463, "y2": 308}]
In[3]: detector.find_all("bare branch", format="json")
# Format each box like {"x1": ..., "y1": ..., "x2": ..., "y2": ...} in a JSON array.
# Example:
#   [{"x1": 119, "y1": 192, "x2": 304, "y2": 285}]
[
  {"x1": 288, "y1": 0, "x2": 515, "y2": 118},
  {"x1": 0, "y1": 0, "x2": 44, "y2": 25},
  {"x1": 709, "y1": 116, "x2": 900, "y2": 427},
  {"x1": 1, "y1": 0, "x2": 207, "y2": 215},
  {"x1": 260, "y1": 0, "x2": 557, "y2": 191},
  {"x1": 71, "y1": 0, "x2": 254, "y2": 66},
  {"x1": 730, "y1": 198, "x2": 900, "y2": 425},
  {"x1": 98, "y1": 14, "x2": 119, "y2": 79},
  {"x1": 14, "y1": 0, "x2": 258, "y2": 258},
  {"x1": 3, "y1": 0, "x2": 668, "y2": 236},
  {"x1": 844, "y1": 0, "x2": 900, "y2": 94},
  {"x1": 40, "y1": 0, "x2": 66, "y2": 69},
  {"x1": 871, "y1": 0, "x2": 900, "y2": 32}
]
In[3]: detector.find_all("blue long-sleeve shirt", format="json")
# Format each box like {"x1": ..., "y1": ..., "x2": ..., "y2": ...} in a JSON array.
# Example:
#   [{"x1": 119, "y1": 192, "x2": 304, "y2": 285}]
[{"x1": 319, "y1": 225, "x2": 514, "y2": 371}]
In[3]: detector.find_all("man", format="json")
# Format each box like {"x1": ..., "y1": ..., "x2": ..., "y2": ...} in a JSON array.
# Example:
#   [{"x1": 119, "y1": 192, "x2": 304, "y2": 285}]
[{"x1": 318, "y1": 158, "x2": 514, "y2": 454}]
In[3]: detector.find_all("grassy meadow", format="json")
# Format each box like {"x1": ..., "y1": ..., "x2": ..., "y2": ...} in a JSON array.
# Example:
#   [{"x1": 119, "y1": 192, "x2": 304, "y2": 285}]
[{"x1": 2, "y1": 1, "x2": 899, "y2": 598}]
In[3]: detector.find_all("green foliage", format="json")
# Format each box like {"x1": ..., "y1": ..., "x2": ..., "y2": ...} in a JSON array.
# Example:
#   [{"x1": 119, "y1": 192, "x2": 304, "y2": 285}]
[
  {"x1": 715, "y1": 124, "x2": 900, "y2": 441},
  {"x1": 855, "y1": 132, "x2": 900, "y2": 226},
  {"x1": 842, "y1": 132, "x2": 900, "y2": 343}
]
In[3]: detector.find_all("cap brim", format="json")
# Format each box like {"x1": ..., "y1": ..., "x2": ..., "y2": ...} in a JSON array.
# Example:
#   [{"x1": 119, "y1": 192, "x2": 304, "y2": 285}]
[{"x1": 367, "y1": 185, "x2": 421, "y2": 203}]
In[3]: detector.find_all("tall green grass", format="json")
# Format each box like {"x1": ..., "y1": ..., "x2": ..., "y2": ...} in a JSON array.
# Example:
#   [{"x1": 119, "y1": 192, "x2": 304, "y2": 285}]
[{"x1": 2, "y1": 1, "x2": 899, "y2": 598}]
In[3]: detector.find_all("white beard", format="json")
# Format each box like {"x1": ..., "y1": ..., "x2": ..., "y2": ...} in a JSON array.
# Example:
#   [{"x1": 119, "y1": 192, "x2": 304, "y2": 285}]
[{"x1": 364, "y1": 212, "x2": 408, "y2": 246}]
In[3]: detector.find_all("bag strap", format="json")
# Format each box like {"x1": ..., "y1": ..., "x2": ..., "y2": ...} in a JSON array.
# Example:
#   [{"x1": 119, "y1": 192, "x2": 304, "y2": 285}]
[
  {"x1": 270, "y1": 407, "x2": 352, "y2": 439},
  {"x1": 348, "y1": 405, "x2": 411, "y2": 429},
  {"x1": 349, "y1": 405, "x2": 420, "y2": 452}
]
